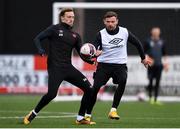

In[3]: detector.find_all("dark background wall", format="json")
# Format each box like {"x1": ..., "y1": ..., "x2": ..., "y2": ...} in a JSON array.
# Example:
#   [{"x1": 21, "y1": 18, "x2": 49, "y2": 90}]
[
  {"x1": 84, "y1": 9, "x2": 180, "y2": 55},
  {"x1": 0, "y1": 0, "x2": 53, "y2": 54},
  {"x1": 0, "y1": 0, "x2": 75, "y2": 54},
  {"x1": 0, "y1": 0, "x2": 180, "y2": 55}
]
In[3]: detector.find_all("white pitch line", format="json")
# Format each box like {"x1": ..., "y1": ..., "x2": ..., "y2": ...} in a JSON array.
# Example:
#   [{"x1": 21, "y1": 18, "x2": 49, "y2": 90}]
[
  {"x1": 0, "y1": 110, "x2": 76, "y2": 115},
  {"x1": 0, "y1": 116, "x2": 24, "y2": 119},
  {"x1": 1, "y1": 116, "x2": 179, "y2": 120},
  {"x1": 0, "y1": 115, "x2": 76, "y2": 119}
]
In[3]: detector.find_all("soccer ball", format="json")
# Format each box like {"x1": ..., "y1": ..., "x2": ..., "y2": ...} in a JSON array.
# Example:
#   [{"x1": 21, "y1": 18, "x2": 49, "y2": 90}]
[
  {"x1": 80, "y1": 43, "x2": 96, "y2": 59},
  {"x1": 137, "y1": 91, "x2": 147, "y2": 102}
]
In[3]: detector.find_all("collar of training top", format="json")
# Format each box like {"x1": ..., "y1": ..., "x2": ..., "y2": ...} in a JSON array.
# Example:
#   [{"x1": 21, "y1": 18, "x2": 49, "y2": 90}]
[
  {"x1": 60, "y1": 22, "x2": 72, "y2": 30},
  {"x1": 106, "y1": 26, "x2": 119, "y2": 35}
]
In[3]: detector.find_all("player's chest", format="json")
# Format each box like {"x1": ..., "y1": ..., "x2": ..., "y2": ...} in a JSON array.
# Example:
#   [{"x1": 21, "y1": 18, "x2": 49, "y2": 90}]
[
  {"x1": 53, "y1": 29, "x2": 77, "y2": 46},
  {"x1": 150, "y1": 41, "x2": 163, "y2": 50},
  {"x1": 101, "y1": 34, "x2": 127, "y2": 49}
]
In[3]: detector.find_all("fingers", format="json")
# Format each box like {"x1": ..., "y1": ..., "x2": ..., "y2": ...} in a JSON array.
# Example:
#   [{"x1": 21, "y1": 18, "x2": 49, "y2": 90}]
[
  {"x1": 146, "y1": 56, "x2": 154, "y2": 66},
  {"x1": 95, "y1": 50, "x2": 102, "y2": 57},
  {"x1": 143, "y1": 63, "x2": 148, "y2": 68},
  {"x1": 93, "y1": 61, "x2": 97, "y2": 66},
  {"x1": 141, "y1": 55, "x2": 154, "y2": 68},
  {"x1": 89, "y1": 58, "x2": 97, "y2": 65},
  {"x1": 41, "y1": 54, "x2": 46, "y2": 57}
]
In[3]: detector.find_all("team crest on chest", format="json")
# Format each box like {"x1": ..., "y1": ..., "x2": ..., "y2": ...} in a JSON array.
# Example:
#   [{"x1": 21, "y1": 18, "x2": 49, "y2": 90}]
[
  {"x1": 72, "y1": 33, "x2": 77, "y2": 38},
  {"x1": 58, "y1": 30, "x2": 63, "y2": 37}
]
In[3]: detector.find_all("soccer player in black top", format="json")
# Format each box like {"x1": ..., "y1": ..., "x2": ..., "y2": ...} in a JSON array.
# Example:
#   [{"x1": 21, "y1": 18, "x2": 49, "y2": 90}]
[
  {"x1": 23, "y1": 8, "x2": 95, "y2": 125},
  {"x1": 84, "y1": 11, "x2": 152, "y2": 121},
  {"x1": 144, "y1": 27, "x2": 169, "y2": 105}
]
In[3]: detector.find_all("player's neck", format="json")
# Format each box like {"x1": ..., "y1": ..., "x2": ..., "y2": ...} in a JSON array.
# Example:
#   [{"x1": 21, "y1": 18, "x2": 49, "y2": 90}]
[
  {"x1": 60, "y1": 22, "x2": 72, "y2": 30},
  {"x1": 106, "y1": 26, "x2": 119, "y2": 35}
]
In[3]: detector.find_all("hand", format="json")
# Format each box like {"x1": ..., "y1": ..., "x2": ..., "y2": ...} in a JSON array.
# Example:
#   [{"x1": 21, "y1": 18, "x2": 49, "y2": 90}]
[
  {"x1": 141, "y1": 55, "x2": 153, "y2": 68},
  {"x1": 95, "y1": 50, "x2": 102, "y2": 57},
  {"x1": 38, "y1": 49, "x2": 46, "y2": 57},
  {"x1": 90, "y1": 58, "x2": 97, "y2": 65}
]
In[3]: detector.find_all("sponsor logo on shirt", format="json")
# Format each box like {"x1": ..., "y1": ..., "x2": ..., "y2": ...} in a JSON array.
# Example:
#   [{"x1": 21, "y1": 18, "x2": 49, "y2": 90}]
[
  {"x1": 72, "y1": 33, "x2": 77, "y2": 38},
  {"x1": 109, "y1": 38, "x2": 124, "y2": 48}
]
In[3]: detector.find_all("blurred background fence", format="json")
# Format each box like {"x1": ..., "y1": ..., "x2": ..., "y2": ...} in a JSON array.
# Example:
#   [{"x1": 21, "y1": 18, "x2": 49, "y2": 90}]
[{"x1": 0, "y1": 1, "x2": 180, "y2": 100}]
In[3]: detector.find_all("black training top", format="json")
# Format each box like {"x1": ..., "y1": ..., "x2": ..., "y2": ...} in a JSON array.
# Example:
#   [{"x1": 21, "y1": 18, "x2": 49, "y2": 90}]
[
  {"x1": 144, "y1": 38, "x2": 167, "y2": 66},
  {"x1": 93, "y1": 26, "x2": 146, "y2": 60},
  {"x1": 34, "y1": 22, "x2": 93, "y2": 68}
]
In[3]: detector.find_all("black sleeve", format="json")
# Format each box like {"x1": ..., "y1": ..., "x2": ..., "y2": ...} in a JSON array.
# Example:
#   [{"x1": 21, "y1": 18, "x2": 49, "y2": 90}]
[
  {"x1": 74, "y1": 34, "x2": 82, "y2": 54},
  {"x1": 128, "y1": 31, "x2": 145, "y2": 60},
  {"x1": 75, "y1": 34, "x2": 94, "y2": 64},
  {"x1": 92, "y1": 32, "x2": 102, "y2": 50},
  {"x1": 34, "y1": 25, "x2": 53, "y2": 54}
]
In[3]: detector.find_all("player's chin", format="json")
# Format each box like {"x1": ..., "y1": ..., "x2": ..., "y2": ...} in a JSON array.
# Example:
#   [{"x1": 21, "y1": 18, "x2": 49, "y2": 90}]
[
  {"x1": 69, "y1": 22, "x2": 74, "y2": 27},
  {"x1": 66, "y1": 22, "x2": 73, "y2": 27},
  {"x1": 107, "y1": 27, "x2": 114, "y2": 31}
]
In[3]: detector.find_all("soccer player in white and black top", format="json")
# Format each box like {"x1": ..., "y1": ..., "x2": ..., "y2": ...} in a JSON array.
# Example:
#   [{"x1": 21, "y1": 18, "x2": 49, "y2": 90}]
[{"x1": 85, "y1": 11, "x2": 152, "y2": 121}]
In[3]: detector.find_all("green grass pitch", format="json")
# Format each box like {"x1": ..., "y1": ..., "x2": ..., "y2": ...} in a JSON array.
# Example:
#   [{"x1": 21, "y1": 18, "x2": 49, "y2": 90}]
[{"x1": 0, "y1": 95, "x2": 180, "y2": 128}]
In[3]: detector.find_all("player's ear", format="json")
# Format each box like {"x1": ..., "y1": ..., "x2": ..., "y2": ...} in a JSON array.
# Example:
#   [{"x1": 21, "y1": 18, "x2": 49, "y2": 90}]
[
  {"x1": 116, "y1": 19, "x2": 119, "y2": 25},
  {"x1": 103, "y1": 19, "x2": 106, "y2": 24},
  {"x1": 61, "y1": 16, "x2": 65, "y2": 22}
]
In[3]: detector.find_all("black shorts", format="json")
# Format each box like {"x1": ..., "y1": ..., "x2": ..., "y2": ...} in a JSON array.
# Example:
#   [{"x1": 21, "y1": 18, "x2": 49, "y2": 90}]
[
  {"x1": 93, "y1": 63, "x2": 128, "y2": 87},
  {"x1": 47, "y1": 64, "x2": 92, "y2": 93}
]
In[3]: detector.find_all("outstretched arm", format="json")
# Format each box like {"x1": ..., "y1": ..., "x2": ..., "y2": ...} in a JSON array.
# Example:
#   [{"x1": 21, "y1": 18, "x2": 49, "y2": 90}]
[
  {"x1": 128, "y1": 31, "x2": 145, "y2": 60},
  {"x1": 128, "y1": 31, "x2": 152, "y2": 68}
]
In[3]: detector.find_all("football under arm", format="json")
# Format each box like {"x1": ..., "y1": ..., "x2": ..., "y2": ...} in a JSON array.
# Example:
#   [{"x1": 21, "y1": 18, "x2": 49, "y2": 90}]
[{"x1": 75, "y1": 34, "x2": 95, "y2": 65}]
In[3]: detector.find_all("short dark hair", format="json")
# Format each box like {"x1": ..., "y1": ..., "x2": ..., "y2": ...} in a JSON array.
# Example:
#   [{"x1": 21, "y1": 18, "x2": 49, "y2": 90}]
[
  {"x1": 103, "y1": 11, "x2": 118, "y2": 19},
  {"x1": 59, "y1": 8, "x2": 74, "y2": 17},
  {"x1": 59, "y1": 8, "x2": 74, "y2": 22}
]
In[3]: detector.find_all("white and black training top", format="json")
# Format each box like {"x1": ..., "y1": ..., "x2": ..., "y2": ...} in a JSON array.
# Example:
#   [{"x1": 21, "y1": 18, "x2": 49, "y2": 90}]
[{"x1": 93, "y1": 26, "x2": 145, "y2": 64}]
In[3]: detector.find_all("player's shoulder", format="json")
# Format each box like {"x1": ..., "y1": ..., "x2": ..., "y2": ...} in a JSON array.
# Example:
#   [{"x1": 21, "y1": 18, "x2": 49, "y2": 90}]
[
  {"x1": 70, "y1": 31, "x2": 81, "y2": 40},
  {"x1": 45, "y1": 24, "x2": 57, "y2": 30},
  {"x1": 159, "y1": 38, "x2": 165, "y2": 43},
  {"x1": 53, "y1": 24, "x2": 61, "y2": 29},
  {"x1": 159, "y1": 38, "x2": 165, "y2": 45},
  {"x1": 118, "y1": 26, "x2": 129, "y2": 37},
  {"x1": 119, "y1": 26, "x2": 128, "y2": 32},
  {"x1": 72, "y1": 31, "x2": 81, "y2": 37},
  {"x1": 100, "y1": 28, "x2": 106, "y2": 33},
  {"x1": 53, "y1": 23, "x2": 71, "y2": 30}
]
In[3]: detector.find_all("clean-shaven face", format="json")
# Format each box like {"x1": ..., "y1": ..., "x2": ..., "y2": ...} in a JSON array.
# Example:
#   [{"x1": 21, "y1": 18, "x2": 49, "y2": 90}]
[
  {"x1": 61, "y1": 11, "x2": 75, "y2": 27},
  {"x1": 151, "y1": 28, "x2": 161, "y2": 41}
]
